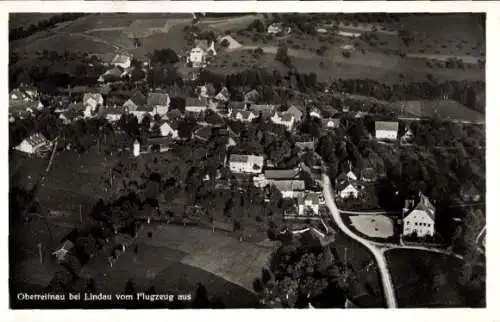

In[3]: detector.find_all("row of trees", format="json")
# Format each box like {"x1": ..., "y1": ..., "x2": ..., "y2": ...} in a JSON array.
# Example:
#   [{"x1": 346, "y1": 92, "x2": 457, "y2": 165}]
[{"x1": 10, "y1": 13, "x2": 86, "y2": 41}]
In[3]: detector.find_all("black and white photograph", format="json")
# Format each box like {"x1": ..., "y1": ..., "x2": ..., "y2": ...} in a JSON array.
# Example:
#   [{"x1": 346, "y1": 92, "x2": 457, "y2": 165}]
[{"x1": 8, "y1": 9, "x2": 486, "y2": 310}]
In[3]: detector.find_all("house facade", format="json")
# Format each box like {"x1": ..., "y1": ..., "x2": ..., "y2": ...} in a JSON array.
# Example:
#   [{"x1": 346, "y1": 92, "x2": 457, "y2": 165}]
[
  {"x1": 111, "y1": 54, "x2": 132, "y2": 69},
  {"x1": 270, "y1": 180, "x2": 305, "y2": 199},
  {"x1": 402, "y1": 193, "x2": 436, "y2": 238},
  {"x1": 270, "y1": 112, "x2": 295, "y2": 131},
  {"x1": 228, "y1": 154, "x2": 264, "y2": 174},
  {"x1": 160, "y1": 122, "x2": 179, "y2": 139},
  {"x1": 298, "y1": 192, "x2": 324, "y2": 216},
  {"x1": 229, "y1": 109, "x2": 257, "y2": 123},
  {"x1": 375, "y1": 121, "x2": 399, "y2": 141},
  {"x1": 14, "y1": 133, "x2": 52, "y2": 155},
  {"x1": 147, "y1": 93, "x2": 170, "y2": 116},
  {"x1": 338, "y1": 182, "x2": 362, "y2": 199}
]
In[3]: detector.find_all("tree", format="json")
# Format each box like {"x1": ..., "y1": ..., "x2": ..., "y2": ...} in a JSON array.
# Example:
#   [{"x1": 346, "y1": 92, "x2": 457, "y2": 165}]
[
  {"x1": 220, "y1": 39, "x2": 230, "y2": 48},
  {"x1": 150, "y1": 48, "x2": 180, "y2": 65},
  {"x1": 151, "y1": 123, "x2": 162, "y2": 138},
  {"x1": 275, "y1": 44, "x2": 292, "y2": 68},
  {"x1": 192, "y1": 283, "x2": 210, "y2": 308}
]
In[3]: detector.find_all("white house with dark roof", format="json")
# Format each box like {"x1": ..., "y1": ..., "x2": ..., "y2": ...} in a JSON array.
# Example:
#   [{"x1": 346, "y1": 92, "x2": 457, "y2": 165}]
[
  {"x1": 83, "y1": 93, "x2": 104, "y2": 118},
  {"x1": 338, "y1": 181, "x2": 363, "y2": 199},
  {"x1": 228, "y1": 154, "x2": 264, "y2": 174},
  {"x1": 270, "y1": 180, "x2": 305, "y2": 199},
  {"x1": 159, "y1": 122, "x2": 179, "y2": 139},
  {"x1": 270, "y1": 112, "x2": 295, "y2": 131},
  {"x1": 229, "y1": 109, "x2": 257, "y2": 123},
  {"x1": 375, "y1": 121, "x2": 399, "y2": 141},
  {"x1": 147, "y1": 92, "x2": 170, "y2": 116},
  {"x1": 14, "y1": 133, "x2": 52, "y2": 155},
  {"x1": 111, "y1": 53, "x2": 132, "y2": 69},
  {"x1": 298, "y1": 191, "x2": 324, "y2": 216},
  {"x1": 215, "y1": 87, "x2": 230, "y2": 103},
  {"x1": 286, "y1": 105, "x2": 304, "y2": 121},
  {"x1": 123, "y1": 91, "x2": 147, "y2": 112},
  {"x1": 402, "y1": 193, "x2": 436, "y2": 238},
  {"x1": 188, "y1": 40, "x2": 216, "y2": 68},
  {"x1": 186, "y1": 97, "x2": 208, "y2": 114}
]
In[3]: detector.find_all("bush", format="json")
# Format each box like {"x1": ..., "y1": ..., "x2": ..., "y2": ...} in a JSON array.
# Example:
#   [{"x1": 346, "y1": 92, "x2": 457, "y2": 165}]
[
  {"x1": 342, "y1": 51, "x2": 351, "y2": 59},
  {"x1": 220, "y1": 39, "x2": 230, "y2": 48}
]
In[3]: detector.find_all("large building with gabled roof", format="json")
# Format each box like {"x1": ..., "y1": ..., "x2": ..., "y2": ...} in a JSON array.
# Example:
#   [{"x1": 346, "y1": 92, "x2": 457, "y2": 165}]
[{"x1": 402, "y1": 193, "x2": 436, "y2": 238}]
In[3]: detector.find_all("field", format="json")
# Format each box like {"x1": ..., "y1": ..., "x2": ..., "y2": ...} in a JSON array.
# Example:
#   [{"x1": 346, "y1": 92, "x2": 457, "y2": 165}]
[
  {"x1": 9, "y1": 13, "x2": 60, "y2": 29},
  {"x1": 385, "y1": 248, "x2": 468, "y2": 307},
  {"x1": 85, "y1": 224, "x2": 267, "y2": 307},
  {"x1": 349, "y1": 215, "x2": 394, "y2": 239},
  {"x1": 394, "y1": 100, "x2": 485, "y2": 123}
]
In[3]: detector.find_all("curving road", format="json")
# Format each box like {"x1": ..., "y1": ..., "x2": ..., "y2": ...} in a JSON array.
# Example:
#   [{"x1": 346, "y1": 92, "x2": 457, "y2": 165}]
[{"x1": 321, "y1": 173, "x2": 398, "y2": 308}]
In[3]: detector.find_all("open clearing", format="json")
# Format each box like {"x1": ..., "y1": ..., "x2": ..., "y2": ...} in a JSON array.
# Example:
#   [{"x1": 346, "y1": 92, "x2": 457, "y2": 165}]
[{"x1": 349, "y1": 215, "x2": 394, "y2": 239}]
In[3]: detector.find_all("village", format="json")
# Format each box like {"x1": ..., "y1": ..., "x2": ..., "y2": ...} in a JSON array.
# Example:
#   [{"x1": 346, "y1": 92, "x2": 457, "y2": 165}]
[{"x1": 9, "y1": 12, "x2": 486, "y2": 309}]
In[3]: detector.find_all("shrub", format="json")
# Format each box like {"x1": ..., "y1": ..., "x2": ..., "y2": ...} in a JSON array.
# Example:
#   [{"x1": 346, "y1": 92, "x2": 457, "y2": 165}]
[
  {"x1": 342, "y1": 51, "x2": 351, "y2": 58},
  {"x1": 220, "y1": 39, "x2": 230, "y2": 48}
]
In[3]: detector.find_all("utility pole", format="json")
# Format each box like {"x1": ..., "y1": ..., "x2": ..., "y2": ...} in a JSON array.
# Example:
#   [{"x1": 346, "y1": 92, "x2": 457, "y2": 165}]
[
  {"x1": 344, "y1": 247, "x2": 347, "y2": 264},
  {"x1": 79, "y1": 204, "x2": 83, "y2": 224},
  {"x1": 38, "y1": 242, "x2": 43, "y2": 264}
]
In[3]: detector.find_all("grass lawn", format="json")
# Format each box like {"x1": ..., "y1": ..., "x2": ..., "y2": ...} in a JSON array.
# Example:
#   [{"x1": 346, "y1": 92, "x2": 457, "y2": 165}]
[
  {"x1": 349, "y1": 215, "x2": 394, "y2": 239},
  {"x1": 385, "y1": 248, "x2": 469, "y2": 307}
]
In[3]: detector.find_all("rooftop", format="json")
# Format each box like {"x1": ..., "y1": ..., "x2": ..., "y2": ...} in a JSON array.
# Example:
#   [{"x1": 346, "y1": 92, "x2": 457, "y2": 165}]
[{"x1": 375, "y1": 120, "x2": 399, "y2": 132}]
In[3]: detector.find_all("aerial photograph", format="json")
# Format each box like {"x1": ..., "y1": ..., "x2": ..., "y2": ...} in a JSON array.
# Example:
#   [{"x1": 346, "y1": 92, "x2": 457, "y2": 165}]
[{"x1": 9, "y1": 12, "x2": 485, "y2": 309}]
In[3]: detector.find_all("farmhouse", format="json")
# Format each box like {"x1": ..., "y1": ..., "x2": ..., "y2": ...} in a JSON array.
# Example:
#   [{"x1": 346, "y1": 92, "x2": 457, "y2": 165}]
[
  {"x1": 14, "y1": 133, "x2": 52, "y2": 156},
  {"x1": 53, "y1": 240, "x2": 75, "y2": 262},
  {"x1": 295, "y1": 140, "x2": 315, "y2": 152},
  {"x1": 286, "y1": 105, "x2": 304, "y2": 121},
  {"x1": 375, "y1": 121, "x2": 399, "y2": 141},
  {"x1": 309, "y1": 107, "x2": 322, "y2": 119},
  {"x1": 98, "y1": 66, "x2": 124, "y2": 83},
  {"x1": 159, "y1": 122, "x2": 179, "y2": 139},
  {"x1": 264, "y1": 168, "x2": 301, "y2": 180},
  {"x1": 147, "y1": 92, "x2": 170, "y2": 116},
  {"x1": 83, "y1": 93, "x2": 104, "y2": 117},
  {"x1": 270, "y1": 180, "x2": 305, "y2": 199},
  {"x1": 298, "y1": 192, "x2": 324, "y2": 216},
  {"x1": 228, "y1": 154, "x2": 264, "y2": 174},
  {"x1": 229, "y1": 109, "x2": 257, "y2": 123},
  {"x1": 123, "y1": 91, "x2": 147, "y2": 111},
  {"x1": 267, "y1": 22, "x2": 283, "y2": 34},
  {"x1": 337, "y1": 181, "x2": 363, "y2": 199},
  {"x1": 185, "y1": 97, "x2": 208, "y2": 114},
  {"x1": 111, "y1": 53, "x2": 132, "y2": 69},
  {"x1": 249, "y1": 104, "x2": 275, "y2": 118},
  {"x1": 270, "y1": 112, "x2": 295, "y2": 131},
  {"x1": 402, "y1": 193, "x2": 436, "y2": 238}
]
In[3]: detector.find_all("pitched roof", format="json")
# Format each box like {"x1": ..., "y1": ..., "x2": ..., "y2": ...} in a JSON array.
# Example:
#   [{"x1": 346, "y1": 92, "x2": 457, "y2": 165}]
[
  {"x1": 298, "y1": 191, "x2": 322, "y2": 205},
  {"x1": 244, "y1": 89, "x2": 259, "y2": 103},
  {"x1": 271, "y1": 180, "x2": 305, "y2": 192},
  {"x1": 129, "y1": 91, "x2": 147, "y2": 106},
  {"x1": 323, "y1": 118, "x2": 341, "y2": 128},
  {"x1": 286, "y1": 105, "x2": 304, "y2": 120},
  {"x1": 264, "y1": 168, "x2": 301, "y2": 180},
  {"x1": 230, "y1": 154, "x2": 249, "y2": 163},
  {"x1": 24, "y1": 133, "x2": 51, "y2": 148},
  {"x1": 195, "y1": 39, "x2": 211, "y2": 51},
  {"x1": 111, "y1": 54, "x2": 131, "y2": 66},
  {"x1": 230, "y1": 109, "x2": 255, "y2": 120},
  {"x1": 215, "y1": 87, "x2": 230, "y2": 101},
  {"x1": 186, "y1": 96, "x2": 208, "y2": 107},
  {"x1": 147, "y1": 93, "x2": 170, "y2": 107},
  {"x1": 273, "y1": 112, "x2": 294, "y2": 122},
  {"x1": 83, "y1": 93, "x2": 103, "y2": 104},
  {"x1": 404, "y1": 194, "x2": 436, "y2": 221},
  {"x1": 249, "y1": 104, "x2": 275, "y2": 113},
  {"x1": 338, "y1": 181, "x2": 362, "y2": 192},
  {"x1": 194, "y1": 126, "x2": 213, "y2": 141},
  {"x1": 295, "y1": 141, "x2": 315, "y2": 151},
  {"x1": 375, "y1": 121, "x2": 399, "y2": 132}
]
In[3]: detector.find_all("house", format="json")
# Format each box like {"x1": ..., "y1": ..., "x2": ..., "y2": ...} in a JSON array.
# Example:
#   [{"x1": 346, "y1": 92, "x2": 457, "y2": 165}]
[
  {"x1": 123, "y1": 91, "x2": 147, "y2": 111},
  {"x1": 166, "y1": 109, "x2": 183, "y2": 121},
  {"x1": 286, "y1": 105, "x2": 304, "y2": 121},
  {"x1": 337, "y1": 181, "x2": 363, "y2": 199},
  {"x1": 270, "y1": 112, "x2": 295, "y2": 131},
  {"x1": 309, "y1": 107, "x2": 322, "y2": 119},
  {"x1": 98, "y1": 66, "x2": 124, "y2": 83},
  {"x1": 159, "y1": 122, "x2": 179, "y2": 139},
  {"x1": 83, "y1": 93, "x2": 104, "y2": 117},
  {"x1": 322, "y1": 118, "x2": 341, "y2": 129},
  {"x1": 375, "y1": 121, "x2": 399, "y2": 141},
  {"x1": 188, "y1": 40, "x2": 216, "y2": 68},
  {"x1": 264, "y1": 168, "x2": 301, "y2": 180},
  {"x1": 111, "y1": 53, "x2": 132, "y2": 69},
  {"x1": 295, "y1": 140, "x2": 315, "y2": 152},
  {"x1": 402, "y1": 193, "x2": 436, "y2": 238},
  {"x1": 198, "y1": 83, "x2": 216, "y2": 98},
  {"x1": 147, "y1": 92, "x2": 170, "y2": 116},
  {"x1": 249, "y1": 104, "x2": 275, "y2": 118},
  {"x1": 53, "y1": 240, "x2": 75, "y2": 262},
  {"x1": 214, "y1": 86, "x2": 230, "y2": 103},
  {"x1": 298, "y1": 192, "x2": 324, "y2": 216},
  {"x1": 185, "y1": 97, "x2": 208, "y2": 114},
  {"x1": 228, "y1": 154, "x2": 264, "y2": 174},
  {"x1": 229, "y1": 109, "x2": 257, "y2": 123},
  {"x1": 147, "y1": 137, "x2": 174, "y2": 153},
  {"x1": 270, "y1": 180, "x2": 305, "y2": 199},
  {"x1": 244, "y1": 89, "x2": 260, "y2": 106},
  {"x1": 267, "y1": 22, "x2": 291, "y2": 34},
  {"x1": 104, "y1": 106, "x2": 125, "y2": 123},
  {"x1": 14, "y1": 133, "x2": 52, "y2": 155}
]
